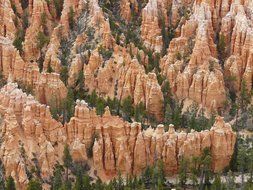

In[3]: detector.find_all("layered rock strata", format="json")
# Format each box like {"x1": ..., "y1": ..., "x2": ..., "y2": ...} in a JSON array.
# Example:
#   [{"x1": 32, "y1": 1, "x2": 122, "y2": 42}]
[{"x1": 0, "y1": 82, "x2": 236, "y2": 189}]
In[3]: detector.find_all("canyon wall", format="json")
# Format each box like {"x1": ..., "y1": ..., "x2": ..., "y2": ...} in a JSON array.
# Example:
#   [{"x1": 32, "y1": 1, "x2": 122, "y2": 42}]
[{"x1": 0, "y1": 82, "x2": 236, "y2": 189}]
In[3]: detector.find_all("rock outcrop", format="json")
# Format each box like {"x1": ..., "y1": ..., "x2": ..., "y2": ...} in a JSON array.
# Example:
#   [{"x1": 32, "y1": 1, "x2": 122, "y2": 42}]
[
  {"x1": 160, "y1": 1, "x2": 227, "y2": 112},
  {"x1": 0, "y1": 37, "x2": 67, "y2": 106},
  {"x1": 0, "y1": 82, "x2": 236, "y2": 188}
]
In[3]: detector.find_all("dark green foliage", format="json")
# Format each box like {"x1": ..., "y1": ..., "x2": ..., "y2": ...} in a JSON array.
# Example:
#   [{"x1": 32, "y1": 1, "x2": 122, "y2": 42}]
[
  {"x1": 63, "y1": 144, "x2": 72, "y2": 187},
  {"x1": 88, "y1": 90, "x2": 98, "y2": 107},
  {"x1": 217, "y1": 34, "x2": 226, "y2": 67},
  {"x1": 37, "y1": 56, "x2": 44, "y2": 72},
  {"x1": 6, "y1": 176, "x2": 15, "y2": 190},
  {"x1": 182, "y1": 106, "x2": 215, "y2": 132},
  {"x1": 73, "y1": 174, "x2": 91, "y2": 190},
  {"x1": 40, "y1": 12, "x2": 47, "y2": 29},
  {"x1": 53, "y1": 0, "x2": 64, "y2": 18},
  {"x1": 165, "y1": 101, "x2": 182, "y2": 128},
  {"x1": 179, "y1": 157, "x2": 188, "y2": 187},
  {"x1": 51, "y1": 164, "x2": 64, "y2": 190},
  {"x1": 121, "y1": 96, "x2": 134, "y2": 122},
  {"x1": 63, "y1": 144, "x2": 72, "y2": 169},
  {"x1": 22, "y1": 10, "x2": 29, "y2": 29},
  {"x1": 240, "y1": 80, "x2": 251, "y2": 112},
  {"x1": 134, "y1": 102, "x2": 146, "y2": 122},
  {"x1": 50, "y1": 88, "x2": 75, "y2": 123},
  {"x1": 199, "y1": 148, "x2": 212, "y2": 189},
  {"x1": 36, "y1": 31, "x2": 50, "y2": 49},
  {"x1": 59, "y1": 38, "x2": 71, "y2": 66},
  {"x1": 47, "y1": 63, "x2": 54, "y2": 73},
  {"x1": 146, "y1": 51, "x2": 160, "y2": 73},
  {"x1": 63, "y1": 89, "x2": 75, "y2": 123},
  {"x1": 68, "y1": 7, "x2": 75, "y2": 30},
  {"x1": 0, "y1": 160, "x2": 5, "y2": 190},
  {"x1": 13, "y1": 29, "x2": 25, "y2": 52},
  {"x1": 159, "y1": 14, "x2": 175, "y2": 56},
  {"x1": 140, "y1": 160, "x2": 166, "y2": 189},
  {"x1": 107, "y1": 97, "x2": 120, "y2": 115},
  {"x1": 76, "y1": 71, "x2": 84, "y2": 88},
  {"x1": 98, "y1": 46, "x2": 113, "y2": 61},
  {"x1": 60, "y1": 66, "x2": 69, "y2": 85},
  {"x1": 26, "y1": 178, "x2": 42, "y2": 190},
  {"x1": 96, "y1": 98, "x2": 106, "y2": 116}
]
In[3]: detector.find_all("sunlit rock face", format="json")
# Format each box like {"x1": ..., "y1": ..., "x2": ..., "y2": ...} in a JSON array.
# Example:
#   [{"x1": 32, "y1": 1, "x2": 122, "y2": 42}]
[
  {"x1": 0, "y1": 0, "x2": 246, "y2": 188},
  {"x1": 0, "y1": 82, "x2": 236, "y2": 188}
]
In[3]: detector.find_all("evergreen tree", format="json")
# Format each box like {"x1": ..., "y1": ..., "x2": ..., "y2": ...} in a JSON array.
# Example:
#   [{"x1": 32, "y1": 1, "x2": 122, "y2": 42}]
[
  {"x1": 240, "y1": 80, "x2": 251, "y2": 112},
  {"x1": 51, "y1": 164, "x2": 63, "y2": 190},
  {"x1": 164, "y1": 104, "x2": 172, "y2": 126},
  {"x1": 211, "y1": 174, "x2": 223, "y2": 190},
  {"x1": 89, "y1": 90, "x2": 98, "y2": 107},
  {"x1": 92, "y1": 178, "x2": 104, "y2": 190},
  {"x1": 6, "y1": 176, "x2": 16, "y2": 190},
  {"x1": 121, "y1": 96, "x2": 134, "y2": 122},
  {"x1": 237, "y1": 144, "x2": 247, "y2": 188},
  {"x1": 26, "y1": 178, "x2": 42, "y2": 190},
  {"x1": 68, "y1": 7, "x2": 75, "y2": 30},
  {"x1": 62, "y1": 88, "x2": 75, "y2": 123},
  {"x1": 60, "y1": 66, "x2": 68, "y2": 85},
  {"x1": 179, "y1": 157, "x2": 188, "y2": 188},
  {"x1": 47, "y1": 63, "x2": 54, "y2": 73},
  {"x1": 217, "y1": 34, "x2": 226, "y2": 67},
  {"x1": 199, "y1": 148, "x2": 212, "y2": 190},
  {"x1": 63, "y1": 144, "x2": 72, "y2": 182},
  {"x1": 134, "y1": 102, "x2": 146, "y2": 122},
  {"x1": 36, "y1": 31, "x2": 49, "y2": 49},
  {"x1": 96, "y1": 98, "x2": 106, "y2": 116},
  {"x1": 53, "y1": 0, "x2": 64, "y2": 19}
]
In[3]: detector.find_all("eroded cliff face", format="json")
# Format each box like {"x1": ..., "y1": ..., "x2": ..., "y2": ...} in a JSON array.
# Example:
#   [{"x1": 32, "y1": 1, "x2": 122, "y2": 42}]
[
  {"x1": 0, "y1": 0, "x2": 247, "y2": 188},
  {"x1": 1, "y1": 0, "x2": 253, "y2": 119},
  {"x1": 0, "y1": 82, "x2": 236, "y2": 189},
  {"x1": 0, "y1": 37, "x2": 67, "y2": 107}
]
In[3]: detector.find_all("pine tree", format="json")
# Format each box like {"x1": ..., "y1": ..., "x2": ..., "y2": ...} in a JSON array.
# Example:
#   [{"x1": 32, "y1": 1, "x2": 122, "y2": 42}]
[
  {"x1": 134, "y1": 102, "x2": 146, "y2": 122},
  {"x1": 237, "y1": 144, "x2": 247, "y2": 188},
  {"x1": 211, "y1": 174, "x2": 222, "y2": 190},
  {"x1": 240, "y1": 80, "x2": 251, "y2": 112},
  {"x1": 63, "y1": 144, "x2": 72, "y2": 182},
  {"x1": 60, "y1": 66, "x2": 68, "y2": 85},
  {"x1": 51, "y1": 164, "x2": 63, "y2": 190},
  {"x1": 26, "y1": 178, "x2": 42, "y2": 190},
  {"x1": 89, "y1": 90, "x2": 98, "y2": 107},
  {"x1": 47, "y1": 63, "x2": 54, "y2": 73},
  {"x1": 179, "y1": 157, "x2": 188, "y2": 188},
  {"x1": 217, "y1": 33, "x2": 226, "y2": 67},
  {"x1": 6, "y1": 176, "x2": 16, "y2": 190},
  {"x1": 121, "y1": 96, "x2": 134, "y2": 122},
  {"x1": 68, "y1": 7, "x2": 75, "y2": 30},
  {"x1": 96, "y1": 98, "x2": 106, "y2": 116}
]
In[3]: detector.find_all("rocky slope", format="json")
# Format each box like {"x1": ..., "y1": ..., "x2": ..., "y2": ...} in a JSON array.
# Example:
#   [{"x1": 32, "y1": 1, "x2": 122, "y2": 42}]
[
  {"x1": 0, "y1": 81, "x2": 236, "y2": 189},
  {"x1": 1, "y1": 0, "x2": 251, "y2": 188},
  {"x1": 0, "y1": 0, "x2": 251, "y2": 117}
]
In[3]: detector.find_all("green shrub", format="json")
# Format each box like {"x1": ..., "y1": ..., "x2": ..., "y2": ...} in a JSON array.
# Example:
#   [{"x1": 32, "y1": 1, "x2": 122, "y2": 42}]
[
  {"x1": 13, "y1": 29, "x2": 25, "y2": 52},
  {"x1": 60, "y1": 66, "x2": 68, "y2": 85},
  {"x1": 68, "y1": 7, "x2": 75, "y2": 30},
  {"x1": 36, "y1": 31, "x2": 49, "y2": 49},
  {"x1": 53, "y1": 0, "x2": 64, "y2": 18}
]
